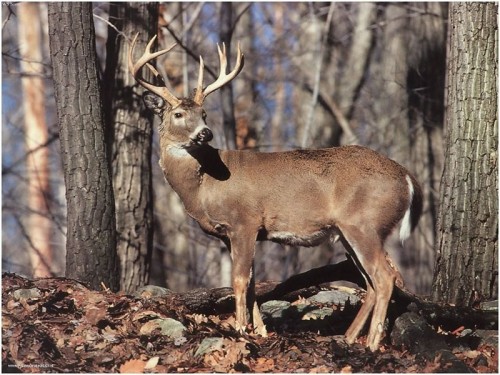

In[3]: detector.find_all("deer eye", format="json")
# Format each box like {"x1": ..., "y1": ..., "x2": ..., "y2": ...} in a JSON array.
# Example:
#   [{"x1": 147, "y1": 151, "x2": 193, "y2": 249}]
[
  {"x1": 202, "y1": 111, "x2": 207, "y2": 121},
  {"x1": 174, "y1": 112, "x2": 183, "y2": 119}
]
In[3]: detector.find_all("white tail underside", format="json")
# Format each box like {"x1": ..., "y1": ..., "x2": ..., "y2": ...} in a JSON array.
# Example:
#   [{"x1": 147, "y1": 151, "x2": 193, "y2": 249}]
[{"x1": 399, "y1": 174, "x2": 414, "y2": 244}]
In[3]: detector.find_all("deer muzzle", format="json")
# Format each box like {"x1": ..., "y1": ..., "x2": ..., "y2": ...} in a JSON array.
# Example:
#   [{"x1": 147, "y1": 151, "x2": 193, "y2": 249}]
[{"x1": 191, "y1": 126, "x2": 213, "y2": 145}]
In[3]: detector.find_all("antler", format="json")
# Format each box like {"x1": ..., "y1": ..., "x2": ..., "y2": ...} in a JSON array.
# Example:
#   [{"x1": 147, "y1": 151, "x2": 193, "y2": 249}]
[
  {"x1": 193, "y1": 42, "x2": 244, "y2": 105},
  {"x1": 128, "y1": 34, "x2": 181, "y2": 107}
]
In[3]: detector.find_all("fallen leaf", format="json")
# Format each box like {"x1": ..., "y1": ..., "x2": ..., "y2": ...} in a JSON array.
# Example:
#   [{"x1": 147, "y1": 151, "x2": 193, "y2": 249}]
[
  {"x1": 462, "y1": 350, "x2": 481, "y2": 359},
  {"x1": 120, "y1": 359, "x2": 146, "y2": 374},
  {"x1": 145, "y1": 356, "x2": 160, "y2": 370},
  {"x1": 188, "y1": 313, "x2": 208, "y2": 324},
  {"x1": 253, "y1": 357, "x2": 275, "y2": 372},
  {"x1": 310, "y1": 365, "x2": 332, "y2": 373},
  {"x1": 132, "y1": 310, "x2": 162, "y2": 322},
  {"x1": 341, "y1": 365, "x2": 352, "y2": 373},
  {"x1": 85, "y1": 306, "x2": 107, "y2": 325}
]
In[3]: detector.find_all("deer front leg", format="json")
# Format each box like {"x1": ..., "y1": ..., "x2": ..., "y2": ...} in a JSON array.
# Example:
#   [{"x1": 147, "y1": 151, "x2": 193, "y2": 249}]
[{"x1": 229, "y1": 232, "x2": 266, "y2": 335}]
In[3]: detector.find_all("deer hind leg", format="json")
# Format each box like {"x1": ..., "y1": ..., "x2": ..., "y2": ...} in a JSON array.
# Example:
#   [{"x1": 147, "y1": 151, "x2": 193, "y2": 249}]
[
  {"x1": 249, "y1": 262, "x2": 267, "y2": 336},
  {"x1": 345, "y1": 282, "x2": 375, "y2": 344},
  {"x1": 339, "y1": 224, "x2": 396, "y2": 351},
  {"x1": 365, "y1": 259, "x2": 395, "y2": 350}
]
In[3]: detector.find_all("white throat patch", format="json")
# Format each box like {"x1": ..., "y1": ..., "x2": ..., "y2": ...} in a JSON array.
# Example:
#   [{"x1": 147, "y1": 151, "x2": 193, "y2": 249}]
[{"x1": 165, "y1": 145, "x2": 190, "y2": 158}]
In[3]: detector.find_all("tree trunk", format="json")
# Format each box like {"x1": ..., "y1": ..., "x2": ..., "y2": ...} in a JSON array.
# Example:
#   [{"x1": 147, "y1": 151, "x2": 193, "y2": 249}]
[
  {"x1": 18, "y1": 2, "x2": 52, "y2": 277},
  {"x1": 102, "y1": 3, "x2": 156, "y2": 293},
  {"x1": 218, "y1": 2, "x2": 237, "y2": 287},
  {"x1": 48, "y1": 2, "x2": 119, "y2": 291},
  {"x1": 219, "y1": 2, "x2": 237, "y2": 151},
  {"x1": 432, "y1": 3, "x2": 498, "y2": 305}
]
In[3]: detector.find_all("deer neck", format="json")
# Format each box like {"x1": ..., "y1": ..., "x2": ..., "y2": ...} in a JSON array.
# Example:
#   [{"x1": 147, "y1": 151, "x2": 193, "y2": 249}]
[{"x1": 159, "y1": 142, "x2": 230, "y2": 217}]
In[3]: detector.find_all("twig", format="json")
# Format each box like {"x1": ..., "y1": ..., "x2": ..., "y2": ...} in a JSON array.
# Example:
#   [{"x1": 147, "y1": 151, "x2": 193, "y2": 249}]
[
  {"x1": 92, "y1": 13, "x2": 130, "y2": 43},
  {"x1": 300, "y1": 3, "x2": 335, "y2": 148}
]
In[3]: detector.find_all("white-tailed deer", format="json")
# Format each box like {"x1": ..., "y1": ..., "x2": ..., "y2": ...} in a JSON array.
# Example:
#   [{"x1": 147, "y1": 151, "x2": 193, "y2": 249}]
[{"x1": 129, "y1": 34, "x2": 423, "y2": 351}]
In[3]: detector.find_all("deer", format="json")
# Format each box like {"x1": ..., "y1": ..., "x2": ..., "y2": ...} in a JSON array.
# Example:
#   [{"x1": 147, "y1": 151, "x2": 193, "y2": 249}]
[{"x1": 128, "y1": 34, "x2": 423, "y2": 351}]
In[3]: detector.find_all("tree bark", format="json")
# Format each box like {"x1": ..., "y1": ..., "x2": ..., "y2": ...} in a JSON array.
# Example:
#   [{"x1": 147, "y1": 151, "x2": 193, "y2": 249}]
[
  {"x1": 432, "y1": 3, "x2": 498, "y2": 305},
  {"x1": 18, "y1": 2, "x2": 52, "y2": 277},
  {"x1": 102, "y1": 3, "x2": 156, "y2": 293},
  {"x1": 218, "y1": 2, "x2": 237, "y2": 287},
  {"x1": 219, "y1": 2, "x2": 237, "y2": 151},
  {"x1": 48, "y1": 2, "x2": 119, "y2": 291}
]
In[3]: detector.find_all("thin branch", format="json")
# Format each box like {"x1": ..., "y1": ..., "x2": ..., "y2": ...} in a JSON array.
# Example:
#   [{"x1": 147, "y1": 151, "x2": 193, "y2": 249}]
[
  {"x1": 92, "y1": 12, "x2": 131, "y2": 43},
  {"x1": 318, "y1": 88, "x2": 359, "y2": 145},
  {"x1": 13, "y1": 215, "x2": 56, "y2": 278},
  {"x1": 162, "y1": 23, "x2": 217, "y2": 80},
  {"x1": 300, "y1": 3, "x2": 335, "y2": 148},
  {"x1": 181, "y1": 2, "x2": 205, "y2": 37},
  {"x1": 2, "y1": 3, "x2": 16, "y2": 30},
  {"x1": 2, "y1": 130, "x2": 59, "y2": 176}
]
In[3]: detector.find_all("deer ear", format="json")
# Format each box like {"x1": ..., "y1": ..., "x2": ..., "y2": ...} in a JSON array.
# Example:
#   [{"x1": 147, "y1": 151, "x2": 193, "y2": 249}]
[{"x1": 143, "y1": 92, "x2": 166, "y2": 115}]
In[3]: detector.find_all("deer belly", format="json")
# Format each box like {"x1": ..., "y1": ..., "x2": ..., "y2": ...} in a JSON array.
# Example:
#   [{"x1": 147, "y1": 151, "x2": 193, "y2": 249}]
[{"x1": 265, "y1": 227, "x2": 334, "y2": 247}]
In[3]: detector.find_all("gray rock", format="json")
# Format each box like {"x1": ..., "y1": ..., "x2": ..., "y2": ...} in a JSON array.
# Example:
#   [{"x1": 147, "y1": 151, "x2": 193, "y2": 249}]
[
  {"x1": 12, "y1": 288, "x2": 41, "y2": 301},
  {"x1": 140, "y1": 318, "x2": 186, "y2": 338},
  {"x1": 195, "y1": 337, "x2": 224, "y2": 357},
  {"x1": 260, "y1": 300, "x2": 291, "y2": 319},
  {"x1": 474, "y1": 329, "x2": 498, "y2": 347},
  {"x1": 134, "y1": 285, "x2": 172, "y2": 298},
  {"x1": 302, "y1": 307, "x2": 334, "y2": 320},
  {"x1": 307, "y1": 290, "x2": 360, "y2": 306},
  {"x1": 479, "y1": 300, "x2": 498, "y2": 311}
]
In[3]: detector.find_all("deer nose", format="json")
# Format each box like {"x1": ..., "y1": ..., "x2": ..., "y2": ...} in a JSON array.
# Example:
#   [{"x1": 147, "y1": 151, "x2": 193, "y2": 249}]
[{"x1": 196, "y1": 127, "x2": 213, "y2": 143}]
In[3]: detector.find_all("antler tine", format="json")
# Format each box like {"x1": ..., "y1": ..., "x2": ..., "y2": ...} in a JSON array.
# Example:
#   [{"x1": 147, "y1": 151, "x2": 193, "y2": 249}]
[
  {"x1": 193, "y1": 42, "x2": 244, "y2": 105},
  {"x1": 193, "y1": 56, "x2": 205, "y2": 105},
  {"x1": 128, "y1": 33, "x2": 181, "y2": 107}
]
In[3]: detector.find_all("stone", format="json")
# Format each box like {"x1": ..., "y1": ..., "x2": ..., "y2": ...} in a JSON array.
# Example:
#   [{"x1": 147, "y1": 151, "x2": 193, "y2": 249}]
[
  {"x1": 194, "y1": 337, "x2": 224, "y2": 357},
  {"x1": 12, "y1": 288, "x2": 41, "y2": 301},
  {"x1": 307, "y1": 290, "x2": 360, "y2": 306}
]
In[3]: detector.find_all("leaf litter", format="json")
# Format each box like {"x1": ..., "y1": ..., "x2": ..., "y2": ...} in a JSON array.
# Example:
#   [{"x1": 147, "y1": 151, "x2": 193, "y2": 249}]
[{"x1": 2, "y1": 273, "x2": 497, "y2": 373}]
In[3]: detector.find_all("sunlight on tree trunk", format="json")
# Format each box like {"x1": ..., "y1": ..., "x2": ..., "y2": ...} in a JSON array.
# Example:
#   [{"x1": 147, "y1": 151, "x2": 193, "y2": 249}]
[{"x1": 18, "y1": 2, "x2": 52, "y2": 278}]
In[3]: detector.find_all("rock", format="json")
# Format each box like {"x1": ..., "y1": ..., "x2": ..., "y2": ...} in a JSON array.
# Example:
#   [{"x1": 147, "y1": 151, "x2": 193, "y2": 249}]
[
  {"x1": 194, "y1": 337, "x2": 224, "y2": 357},
  {"x1": 260, "y1": 300, "x2": 291, "y2": 319},
  {"x1": 391, "y1": 312, "x2": 472, "y2": 373},
  {"x1": 474, "y1": 330, "x2": 498, "y2": 347},
  {"x1": 12, "y1": 288, "x2": 41, "y2": 300},
  {"x1": 391, "y1": 312, "x2": 439, "y2": 350},
  {"x1": 302, "y1": 307, "x2": 334, "y2": 320},
  {"x1": 307, "y1": 290, "x2": 360, "y2": 306},
  {"x1": 479, "y1": 300, "x2": 498, "y2": 311},
  {"x1": 134, "y1": 285, "x2": 172, "y2": 298},
  {"x1": 139, "y1": 318, "x2": 186, "y2": 338}
]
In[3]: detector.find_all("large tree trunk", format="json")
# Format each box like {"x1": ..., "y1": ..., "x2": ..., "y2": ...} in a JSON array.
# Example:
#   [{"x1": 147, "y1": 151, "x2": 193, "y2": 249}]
[
  {"x1": 102, "y1": 3, "x2": 156, "y2": 293},
  {"x1": 48, "y1": 2, "x2": 119, "y2": 291},
  {"x1": 432, "y1": 3, "x2": 498, "y2": 305},
  {"x1": 17, "y1": 3, "x2": 52, "y2": 277}
]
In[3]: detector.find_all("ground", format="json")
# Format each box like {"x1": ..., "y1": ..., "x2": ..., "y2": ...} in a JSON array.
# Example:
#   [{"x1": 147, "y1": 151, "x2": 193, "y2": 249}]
[{"x1": 2, "y1": 273, "x2": 497, "y2": 373}]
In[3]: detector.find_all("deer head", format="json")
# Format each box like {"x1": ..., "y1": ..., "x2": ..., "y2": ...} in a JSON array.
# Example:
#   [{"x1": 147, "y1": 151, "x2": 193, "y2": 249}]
[{"x1": 128, "y1": 34, "x2": 244, "y2": 150}]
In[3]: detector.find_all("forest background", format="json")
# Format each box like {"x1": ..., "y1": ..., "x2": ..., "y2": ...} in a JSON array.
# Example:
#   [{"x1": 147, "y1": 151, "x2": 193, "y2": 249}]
[{"x1": 2, "y1": 2, "x2": 497, "y2": 304}]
